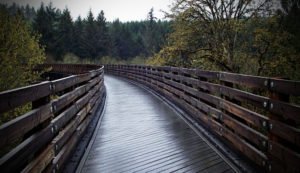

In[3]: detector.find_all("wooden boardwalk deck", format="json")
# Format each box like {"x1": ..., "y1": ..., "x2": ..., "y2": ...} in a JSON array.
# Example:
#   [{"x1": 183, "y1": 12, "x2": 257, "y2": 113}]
[{"x1": 78, "y1": 75, "x2": 235, "y2": 173}]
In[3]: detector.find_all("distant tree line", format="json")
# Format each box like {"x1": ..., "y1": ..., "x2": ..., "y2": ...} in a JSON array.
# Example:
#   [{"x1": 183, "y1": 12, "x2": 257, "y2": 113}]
[
  {"x1": 2, "y1": 1, "x2": 299, "y2": 79},
  {"x1": 3, "y1": 3, "x2": 171, "y2": 62}
]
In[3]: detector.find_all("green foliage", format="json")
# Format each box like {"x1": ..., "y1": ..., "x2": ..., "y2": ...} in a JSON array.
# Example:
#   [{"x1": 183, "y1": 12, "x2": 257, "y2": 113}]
[
  {"x1": 0, "y1": 6, "x2": 45, "y2": 92},
  {"x1": 0, "y1": 104, "x2": 32, "y2": 125},
  {"x1": 56, "y1": 8, "x2": 74, "y2": 57},
  {"x1": 0, "y1": 6, "x2": 45, "y2": 125},
  {"x1": 280, "y1": 0, "x2": 300, "y2": 52},
  {"x1": 34, "y1": 3, "x2": 60, "y2": 58},
  {"x1": 95, "y1": 11, "x2": 110, "y2": 57},
  {"x1": 61, "y1": 53, "x2": 140, "y2": 65},
  {"x1": 143, "y1": 8, "x2": 161, "y2": 56},
  {"x1": 149, "y1": 0, "x2": 300, "y2": 80},
  {"x1": 81, "y1": 9, "x2": 98, "y2": 59},
  {"x1": 62, "y1": 53, "x2": 81, "y2": 64},
  {"x1": 129, "y1": 56, "x2": 147, "y2": 65},
  {"x1": 98, "y1": 56, "x2": 126, "y2": 65},
  {"x1": 73, "y1": 16, "x2": 85, "y2": 57},
  {"x1": 2, "y1": 3, "x2": 169, "y2": 66},
  {"x1": 247, "y1": 16, "x2": 300, "y2": 78}
]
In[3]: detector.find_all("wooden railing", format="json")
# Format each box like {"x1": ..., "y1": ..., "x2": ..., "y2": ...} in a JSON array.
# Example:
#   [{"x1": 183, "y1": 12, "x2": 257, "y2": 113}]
[
  {"x1": 106, "y1": 64, "x2": 300, "y2": 173},
  {"x1": 0, "y1": 64, "x2": 106, "y2": 173}
]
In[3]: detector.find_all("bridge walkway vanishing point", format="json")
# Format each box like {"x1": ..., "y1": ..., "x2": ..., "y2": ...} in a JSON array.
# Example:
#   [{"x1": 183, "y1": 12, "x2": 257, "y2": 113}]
[{"x1": 77, "y1": 75, "x2": 236, "y2": 173}]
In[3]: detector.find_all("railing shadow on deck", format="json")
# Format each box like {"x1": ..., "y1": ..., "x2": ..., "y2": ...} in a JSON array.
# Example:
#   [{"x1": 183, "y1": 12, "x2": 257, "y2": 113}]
[
  {"x1": 0, "y1": 64, "x2": 106, "y2": 173},
  {"x1": 105, "y1": 64, "x2": 300, "y2": 173}
]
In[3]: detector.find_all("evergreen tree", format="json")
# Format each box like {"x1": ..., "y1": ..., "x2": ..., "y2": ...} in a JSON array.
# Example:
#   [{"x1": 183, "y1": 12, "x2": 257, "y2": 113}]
[
  {"x1": 56, "y1": 8, "x2": 74, "y2": 58},
  {"x1": 120, "y1": 24, "x2": 135, "y2": 59},
  {"x1": 95, "y1": 10, "x2": 110, "y2": 57},
  {"x1": 24, "y1": 4, "x2": 36, "y2": 24},
  {"x1": 0, "y1": 6, "x2": 45, "y2": 91},
  {"x1": 143, "y1": 8, "x2": 157, "y2": 56},
  {"x1": 73, "y1": 16, "x2": 85, "y2": 57},
  {"x1": 8, "y1": 2, "x2": 18, "y2": 15},
  {"x1": 34, "y1": 3, "x2": 60, "y2": 58},
  {"x1": 28, "y1": 3, "x2": 171, "y2": 61},
  {"x1": 82, "y1": 9, "x2": 98, "y2": 59},
  {"x1": 109, "y1": 19, "x2": 122, "y2": 58}
]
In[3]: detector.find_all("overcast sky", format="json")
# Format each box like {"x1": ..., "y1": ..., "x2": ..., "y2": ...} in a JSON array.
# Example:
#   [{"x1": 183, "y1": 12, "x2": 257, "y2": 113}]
[{"x1": 0, "y1": 0, "x2": 173, "y2": 21}]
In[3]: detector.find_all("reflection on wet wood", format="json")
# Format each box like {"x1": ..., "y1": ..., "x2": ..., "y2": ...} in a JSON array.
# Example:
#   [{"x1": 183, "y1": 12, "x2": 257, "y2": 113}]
[{"x1": 81, "y1": 75, "x2": 234, "y2": 173}]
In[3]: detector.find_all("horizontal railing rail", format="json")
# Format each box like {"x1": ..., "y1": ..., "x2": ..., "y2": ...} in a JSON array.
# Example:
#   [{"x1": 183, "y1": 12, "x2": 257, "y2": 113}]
[
  {"x1": 0, "y1": 64, "x2": 106, "y2": 173},
  {"x1": 105, "y1": 64, "x2": 300, "y2": 173},
  {"x1": 36, "y1": 63, "x2": 102, "y2": 74}
]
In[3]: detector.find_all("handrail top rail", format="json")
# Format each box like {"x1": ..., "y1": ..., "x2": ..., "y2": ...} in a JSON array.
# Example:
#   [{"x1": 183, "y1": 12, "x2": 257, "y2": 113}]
[{"x1": 106, "y1": 64, "x2": 300, "y2": 96}]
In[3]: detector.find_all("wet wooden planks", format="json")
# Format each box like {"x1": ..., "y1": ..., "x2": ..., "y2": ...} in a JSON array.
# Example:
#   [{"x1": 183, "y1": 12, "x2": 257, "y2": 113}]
[{"x1": 80, "y1": 75, "x2": 235, "y2": 173}]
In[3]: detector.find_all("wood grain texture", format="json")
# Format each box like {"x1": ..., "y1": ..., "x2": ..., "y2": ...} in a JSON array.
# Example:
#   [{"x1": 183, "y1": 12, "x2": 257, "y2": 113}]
[
  {"x1": 105, "y1": 64, "x2": 300, "y2": 173},
  {"x1": 80, "y1": 75, "x2": 234, "y2": 173},
  {"x1": 0, "y1": 81, "x2": 51, "y2": 113}
]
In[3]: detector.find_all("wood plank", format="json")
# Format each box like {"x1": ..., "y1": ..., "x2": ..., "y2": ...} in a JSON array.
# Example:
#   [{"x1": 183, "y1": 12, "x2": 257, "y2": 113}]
[
  {"x1": 89, "y1": 68, "x2": 103, "y2": 78},
  {"x1": 269, "y1": 99, "x2": 300, "y2": 123},
  {"x1": 184, "y1": 85, "x2": 220, "y2": 106},
  {"x1": 106, "y1": 65, "x2": 300, "y2": 172},
  {"x1": 0, "y1": 64, "x2": 104, "y2": 172},
  {"x1": 21, "y1": 144, "x2": 55, "y2": 173},
  {"x1": 52, "y1": 105, "x2": 77, "y2": 132},
  {"x1": 222, "y1": 113, "x2": 268, "y2": 150},
  {"x1": 52, "y1": 76, "x2": 77, "y2": 93},
  {"x1": 21, "y1": 96, "x2": 96, "y2": 173},
  {"x1": 220, "y1": 124, "x2": 267, "y2": 167},
  {"x1": 90, "y1": 87, "x2": 104, "y2": 108},
  {"x1": 52, "y1": 85, "x2": 87, "y2": 114},
  {"x1": 88, "y1": 76, "x2": 101, "y2": 89},
  {"x1": 178, "y1": 68, "x2": 197, "y2": 77},
  {"x1": 81, "y1": 75, "x2": 233, "y2": 173},
  {"x1": 0, "y1": 81, "x2": 51, "y2": 113},
  {"x1": 182, "y1": 76, "x2": 220, "y2": 93},
  {"x1": 220, "y1": 85, "x2": 269, "y2": 109},
  {"x1": 219, "y1": 72, "x2": 268, "y2": 89},
  {"x1": 269, "y1": 119, "x2": 300, "y2": 147},
  {"x1": 106, "y1": 68, "x2": 267, "y2": 169},
  {"x1": 0, "y1": 103, "x2": 52, "y2": 149},
  {"x1": 0, "y1": 125, "x2": 54, "y2": 173},
  {"x1": 76, "y1": 73, "x2": 92, "y2": 84},
  {"x1": 175, "y1": 68, "x2": 219, "y2": 80},
  {"x1": 268, "y1": 141, "x2": 300, "y2": 172},
  {"x1": 194, "y1": 69, "x2": 219, "y2": 80},
  {"x1": 53, "y1": 105, "x2": 90, "y2": 155},
  {"x1": 51, "y1": 113, "x2": 93, "y2": 173},
  {"x1": 75, "y1": 93, "x2": 93, "y2": 113},
  {"x1": 168, "y1": 87, "x2": 267, "y2": 167},
  {"x1": 157, "y1": 66, "x2": 171, "y2": 72},
  {"x1": 88, "y1": 83, "x2": 100, "y2": 99},
  {"x1": 220, "y1": 100, "x2": 269, "y2": 129},
  {"x1": 182, "y1": 94, "x2": 221, "y2": 120},
  {"x1": 161, "y1": 78, "x2": 220, "y2": 107},
  {"x1": 269, "y1": 78, "x2": 300, "y2": 96}
]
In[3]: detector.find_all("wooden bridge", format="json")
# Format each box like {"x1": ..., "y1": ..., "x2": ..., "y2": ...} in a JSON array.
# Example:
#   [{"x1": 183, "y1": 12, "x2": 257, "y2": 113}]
[{"x1": 0, "y1": 64, "x2": 299, "y2": 173}]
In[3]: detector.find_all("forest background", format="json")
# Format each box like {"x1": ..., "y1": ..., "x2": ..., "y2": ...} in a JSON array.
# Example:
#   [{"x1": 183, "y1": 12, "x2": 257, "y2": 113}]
[{"x1": 1, "y1": 0, "x2": 300, "y2": 93}]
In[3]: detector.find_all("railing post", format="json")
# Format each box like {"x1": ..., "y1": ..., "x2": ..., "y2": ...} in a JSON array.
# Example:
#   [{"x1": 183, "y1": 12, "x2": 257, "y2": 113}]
[{"x1": 267, "y1": 78, "x2": 297, "y2": 173}]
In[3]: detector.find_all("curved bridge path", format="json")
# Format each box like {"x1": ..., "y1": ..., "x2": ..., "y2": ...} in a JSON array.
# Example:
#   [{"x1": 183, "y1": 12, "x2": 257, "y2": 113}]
[{"x1": 78, "y1": 75, "x2": 235, "y2": 173}]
